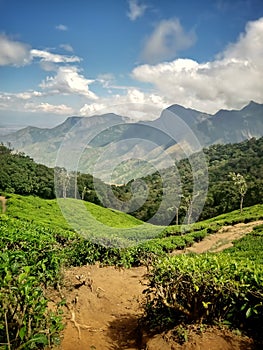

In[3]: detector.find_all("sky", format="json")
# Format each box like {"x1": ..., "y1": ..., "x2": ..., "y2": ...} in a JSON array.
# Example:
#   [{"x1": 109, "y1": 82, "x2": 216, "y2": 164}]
[{"x1": 0, "y1": 0, "x2": 263, "y2": 127}]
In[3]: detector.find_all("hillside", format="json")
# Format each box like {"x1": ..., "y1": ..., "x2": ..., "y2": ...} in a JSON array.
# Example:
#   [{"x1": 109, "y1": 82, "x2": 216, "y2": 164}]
[
  {"x1": 1, "y1": 137, "x2": 263, "y2": 227},
  {"x1": 112, "y1": 137, "x2": 263, "y2": 224},
  {"x1": 58, "y1": 221, "x2": 263, "y2": 350},
  {"x1": 1, "y1": 101, "x2": 263, "y2": 180},
  {"x1": 1, "y1": 199, "x2": 263, "y2": 349},
  {"x1": 6, "y1": 193, "x2": 144, "y2": 229}
]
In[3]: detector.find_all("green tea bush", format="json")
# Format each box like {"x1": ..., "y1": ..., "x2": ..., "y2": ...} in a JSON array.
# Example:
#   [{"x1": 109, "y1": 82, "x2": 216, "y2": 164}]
[
  {"x1": 144, "y1": 254, "x2": 263, "y2": 334},
  {"x1": 0, "y1": 217, "x2": 64, "y2": 349},
  {"x1": 0, "y1": 262, "x2": 63, "y2": 349}
]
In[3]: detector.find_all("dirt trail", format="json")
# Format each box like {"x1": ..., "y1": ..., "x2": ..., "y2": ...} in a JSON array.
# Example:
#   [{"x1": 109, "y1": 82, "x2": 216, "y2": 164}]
[
  {"x1": 173, "y1": 220, "x2": 263, "y2": 255},
  {"x1": 56, "y1": 265, "x2": 147, "y2": 350},
  {"x1": 55, "y1": 221, "x2": 262, "y2": 350},
  {"x1": 0, "y1": 195, "x2": 7, "y2": 213}
]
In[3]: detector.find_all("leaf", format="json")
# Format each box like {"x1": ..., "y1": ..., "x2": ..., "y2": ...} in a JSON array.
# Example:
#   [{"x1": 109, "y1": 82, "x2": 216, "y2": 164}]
[
  {"x1": 194, "y1": 284, "x2": 199, "y2": 292},
  {"x1": 246, "y1": 307, "x2": 253, "y2": 318},
  {"x1": 19, "y1": 326, "x2": 26, "y2": 340},
  {"x1": 19, "y1": 334, "x2": 48, "y2": 349},
  {"x1": 18, "y1": 272, "x2": 27, "y2": 284},
  {"x1": 202, "y1": 301, "x2": 211, "y2": 309},
  {"x1": 23, "y1": 266, "x2": 31, "y2": 274}
]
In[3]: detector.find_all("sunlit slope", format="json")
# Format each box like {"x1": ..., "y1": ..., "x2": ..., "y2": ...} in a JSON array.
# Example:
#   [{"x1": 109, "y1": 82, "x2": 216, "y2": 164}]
[
  {"x1": 6, "y1": 194, "x2": 143, "y2": 230},
  {"x1": 4, "y1": 194, "x2": 165, "y2": 244}
]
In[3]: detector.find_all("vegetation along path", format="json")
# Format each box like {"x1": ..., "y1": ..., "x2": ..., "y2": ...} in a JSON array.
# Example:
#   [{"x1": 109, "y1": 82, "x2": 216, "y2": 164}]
[
  {"x1": 173, "y1": 220, "x2": 263, "y2": 255},
  {"x1": 55, "y1": 220, "x2": 262, "y2": 350}
]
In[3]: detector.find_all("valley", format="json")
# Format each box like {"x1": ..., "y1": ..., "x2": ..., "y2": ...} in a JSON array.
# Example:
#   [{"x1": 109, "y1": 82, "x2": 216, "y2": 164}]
[
  {"x1": 0, "y1": 103, "x2": 263, "y2": 349},
  {"x1": 1, "y1": 3, "x2": 263, "y2": 349}
]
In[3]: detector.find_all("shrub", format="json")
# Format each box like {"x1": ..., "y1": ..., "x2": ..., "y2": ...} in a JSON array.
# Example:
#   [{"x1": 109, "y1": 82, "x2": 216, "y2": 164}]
[{"x1": 143, "y1": 254, "x2": 263, "y2": 334}]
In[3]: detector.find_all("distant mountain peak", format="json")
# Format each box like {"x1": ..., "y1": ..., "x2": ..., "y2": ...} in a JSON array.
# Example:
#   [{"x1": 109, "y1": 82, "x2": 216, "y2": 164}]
[
  {"x1": 58, "y1": 116, "x2": 83, "y2": 127},
  {"x1": 159, "y1": 103, "x2": 210, "y2": 127},
  {"x1": 167, "y1": 104, "x2": 202, "y2": 114},
  {"x1": 241, "y1": 100, "x2": 261, "y2": 111}
]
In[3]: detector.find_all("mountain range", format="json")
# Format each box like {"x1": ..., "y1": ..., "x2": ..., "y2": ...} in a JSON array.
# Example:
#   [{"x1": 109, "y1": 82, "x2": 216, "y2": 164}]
[{"x1": 1, "y1": 101, "x2": 263, "y2": 183}]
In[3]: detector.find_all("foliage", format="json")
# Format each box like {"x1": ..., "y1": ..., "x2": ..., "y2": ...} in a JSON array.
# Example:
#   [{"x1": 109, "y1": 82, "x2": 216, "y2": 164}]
[
  {"x1": 1, "y1": 137, "x2": 263, "y2": 227},
  {"x1": 143, "y1": 226, "x2": 263, "y2": 339},
  {"x1": 0, "y1": 216, "x2": 65, "y2": 349},
  {"x1": 229, "y1": 172, "x2": 247, "y2": 213},
  {"x1": 1, "y1": 192, "x2": 263, "y2": 348},
  {"x1": 112, "y1": 137, "x2": 263, "y2": 224},
  {"x1": 6, "y1": 194, "x2": 143, "y2": 231},
  {"x1": 0, "y1": 144, "x2": 54, "y2": 199},
  {"x1": 224, "y1": 224, "x2": 263, "y2": 264}
]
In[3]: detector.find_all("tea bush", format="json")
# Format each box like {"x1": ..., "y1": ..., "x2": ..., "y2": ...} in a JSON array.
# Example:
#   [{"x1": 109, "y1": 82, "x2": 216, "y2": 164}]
[
  {"x1": 144, "y1": 235, "x2": 263, "y2": 336},
  {"x1": 0, "y1": 217, "x2": 65, "y2": 349}
]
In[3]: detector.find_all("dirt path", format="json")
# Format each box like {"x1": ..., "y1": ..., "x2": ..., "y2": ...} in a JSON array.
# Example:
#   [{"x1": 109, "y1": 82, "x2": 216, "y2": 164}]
[
  {"x1": 55, "y1": 221, "x2": 262, "y2": 350},
  {"x1": 0, "y1": 195, "x2": 7, "y2": 213},
  {"x1": 173, "y1": 220, "x2": 263, "y2": 255},
  {"x1": 56, "y1": 264, "x2": 147, "y2": 350}
]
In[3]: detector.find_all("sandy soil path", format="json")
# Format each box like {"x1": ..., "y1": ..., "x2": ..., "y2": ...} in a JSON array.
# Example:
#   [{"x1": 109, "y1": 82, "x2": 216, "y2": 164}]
[
  {"x1": 55, "y1": 220, "x2": 262, "y2": 350},
  {"x1": 173, "y1": 220, "x2": 263, "y2": 255}
]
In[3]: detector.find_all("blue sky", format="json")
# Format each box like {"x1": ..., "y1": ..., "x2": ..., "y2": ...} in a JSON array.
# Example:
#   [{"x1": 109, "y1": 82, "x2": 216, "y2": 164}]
[{"x1": 0, "y1": 0, "x2": 263, "y2": 126}]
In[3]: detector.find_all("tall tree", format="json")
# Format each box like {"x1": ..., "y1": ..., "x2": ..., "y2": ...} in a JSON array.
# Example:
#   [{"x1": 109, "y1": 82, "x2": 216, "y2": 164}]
[{"x1": 229, "y1": 172, "x2": 247, "y2": 213}]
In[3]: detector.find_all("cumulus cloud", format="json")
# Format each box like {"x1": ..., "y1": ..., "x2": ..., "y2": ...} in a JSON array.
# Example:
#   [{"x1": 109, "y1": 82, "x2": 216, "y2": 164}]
[
  {"x1": 55, "y1": 24, "x2": 68, "y2": 31},
  {"x1": 15, "y1": 91, "x2": 43, "y2": 100},
  {"x1": 133, "y1": 17, "x2": 263, "y2": 113},
  {"x1": 24, "y1": 102, "x2": 74, "y2": 115},
  {"x1": 40, "y1": 66, "x2": 98, "y2": 99},
  {"x1": 141, "y1": 18, "x2": 196, "y2": 64},
  {"x1": 127, "y1": 0, "x2": 147, "y2": 21},
  {"x1": 0, "y1": 91, "x2": 43, "y2": 105},
  {"x1": 80, "y1": 88, "x2": 168, "y2": 120},
  {"x1": 0, "y1": 35, "x2": 80, "y2": 69},
  {"x1": 30, "y1": 49, "x2": 81, "y2": 63},
  {"x1": 0, "y1": 34, "x2": 31, "y2": 66},
  {"x1": 0, "y1": 90, "x2": 75, "y2": 115}
]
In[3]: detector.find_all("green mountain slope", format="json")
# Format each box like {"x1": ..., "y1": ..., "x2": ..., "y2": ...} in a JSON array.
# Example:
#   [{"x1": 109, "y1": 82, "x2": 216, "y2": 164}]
[
  {"x1": 1, "y1": 102, "x2": 263, "y2": 180},
  {"x1": 6, "y1": 194, "x2": 144, "y2": 230}
]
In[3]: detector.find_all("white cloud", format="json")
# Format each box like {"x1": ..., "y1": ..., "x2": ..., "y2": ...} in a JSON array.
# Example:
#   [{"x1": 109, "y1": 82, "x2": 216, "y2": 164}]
[
  {"x1": 40, "y1": 66, "x2": 98, "y2": 99},
  {"x1": 80, "y1": 88, "x2": 167, "y2": 120},
  {"x1": 60, "y1": 44, "x2": 74, "y2": 52},
  {"x1": 0, "y1": 34, "x2": 31, "y2": 66},
  {"x1": 133, "y1": 17, "x2": 263, "y2": 113},
  {"x1": 24, "y1": 102, "x2": 74, "y2": 115},
  {"x1": 0, "y1": 35, "x2": 80, "y2": 70},
  {"x1": 0, "y1": 90, "x2": 43, "y2": 104},
  {"x1": 141, "y1": 18, "x2": 196, "y2": 64},
  {"x1": 30, "y1": 49, "x2": 81, "y2": 63},
  {"x1": 0, "y1": 91, "x2": 74, "y2": 116},
  {"x1": 80, "y1": 103, "x2": 106, "y2": 116},
  {"x1": 127, "y1": 0, "x2": 147, "y2": 21},
  {"x1": 55, "y1": 24, "x2": 68, "y2": 31},
  {"x1": 15, "y1": 91, "x2": 43, "y2": 100},
  {"x1": 97, "y1": 73, "x2": 116, "y2": 89}
]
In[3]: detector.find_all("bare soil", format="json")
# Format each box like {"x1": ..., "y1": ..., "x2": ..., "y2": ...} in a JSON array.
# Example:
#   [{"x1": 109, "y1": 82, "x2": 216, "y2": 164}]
[
  {"x1": 173, "y1": 220, "x2": 263, "y2": 255},
  {"x1": 0, "y1": 195, "x2": 7, "y2": 213},
  {"x1": 53, "y1": 221, "x2": 263, "y2": 350}
]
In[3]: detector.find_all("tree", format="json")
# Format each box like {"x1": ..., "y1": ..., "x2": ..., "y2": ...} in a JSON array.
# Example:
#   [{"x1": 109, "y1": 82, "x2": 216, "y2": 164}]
[
  {"x1": 182, "y1": 192, "x2": 200, "y2": 225},
  {"x1": 229, "y1": 172, "x2": 247, "y2": 213}
]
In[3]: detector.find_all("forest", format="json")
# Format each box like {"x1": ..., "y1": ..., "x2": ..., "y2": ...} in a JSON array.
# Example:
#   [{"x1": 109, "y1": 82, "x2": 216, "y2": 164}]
[{"x1": 1, "y1": 137, "x2": 263, "y2": 225}]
